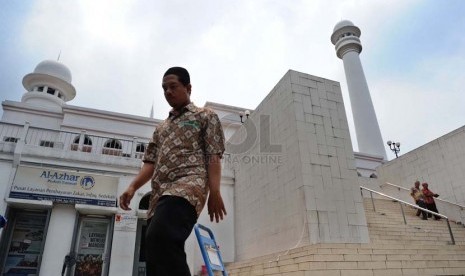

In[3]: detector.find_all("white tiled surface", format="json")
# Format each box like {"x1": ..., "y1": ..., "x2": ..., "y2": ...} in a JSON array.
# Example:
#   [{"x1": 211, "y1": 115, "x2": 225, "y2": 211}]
[
  {"x1": 377, "y1": 126, "x2": 465, "y2": 223},
  {"x1": 230, "y1": 70, "x2": 369, "y2": 261},
  {"x1": 226, "y1": 198, "x2": 465, "y2": 276}
]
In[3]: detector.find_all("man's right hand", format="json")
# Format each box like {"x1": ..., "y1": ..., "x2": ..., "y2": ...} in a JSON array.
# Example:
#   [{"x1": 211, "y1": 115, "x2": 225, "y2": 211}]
[
  {"x1": 119, "y1": 163, "x2": 155, "y2": 210},
  {"x1": 119, "y1": 187, "x2": 136, "y2": 210}
]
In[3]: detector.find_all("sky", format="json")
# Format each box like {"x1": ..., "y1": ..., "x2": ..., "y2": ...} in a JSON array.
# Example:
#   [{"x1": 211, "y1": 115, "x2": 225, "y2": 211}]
[{"x1": 1, "y1": 0, "x2": 464, "y2": 160}]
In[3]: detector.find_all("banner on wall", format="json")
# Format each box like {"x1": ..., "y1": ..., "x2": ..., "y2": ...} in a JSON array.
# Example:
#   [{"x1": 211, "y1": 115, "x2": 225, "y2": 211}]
[
  {"x1": 75, "y1": 221, "x2": 108, "y2": 276},
  {"x1": 10, "y1": 166, "x2": 118, "y2": 207},
  {"x1": 3, "y1": 212, "x2": 47, "y2": 275}
]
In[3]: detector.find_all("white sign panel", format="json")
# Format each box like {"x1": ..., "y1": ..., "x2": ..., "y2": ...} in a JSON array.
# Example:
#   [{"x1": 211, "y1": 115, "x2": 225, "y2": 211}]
[
  {"x1": 207, "y1": 247, "x2": 222, "y2": 267},
  {"x1": 10, "y1": 166, "x2": 118, "y2": 207},
  {"x1": 114, "y1": 214, "x2": 138, "y2": 232}
]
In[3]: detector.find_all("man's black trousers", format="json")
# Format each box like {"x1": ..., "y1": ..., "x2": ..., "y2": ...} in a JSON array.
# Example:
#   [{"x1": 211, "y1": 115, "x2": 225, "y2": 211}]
[
  {"x1": 145, "y1": 195, "x2": 197, "y2": 276},
  {"x1": 415, "y1": 200, "x2": 428, "y2": 220},
  {"x1": 426, "y1": 202, "x2": 441, "y2": 220}
]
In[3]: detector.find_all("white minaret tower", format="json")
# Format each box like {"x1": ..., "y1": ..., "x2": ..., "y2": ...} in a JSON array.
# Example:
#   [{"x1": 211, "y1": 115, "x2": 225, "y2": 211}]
[
  {"x1": 21, "y1": 60, "x2": 76, "y2": 109},
  {"x1": 331, "y1": 20, "x2": 387, "y2": 160}
]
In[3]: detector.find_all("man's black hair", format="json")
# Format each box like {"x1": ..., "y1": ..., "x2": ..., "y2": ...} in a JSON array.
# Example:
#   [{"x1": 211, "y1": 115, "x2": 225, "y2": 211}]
[{"x1": 163, "y1": 67, "x2": 190, "y2": 86}]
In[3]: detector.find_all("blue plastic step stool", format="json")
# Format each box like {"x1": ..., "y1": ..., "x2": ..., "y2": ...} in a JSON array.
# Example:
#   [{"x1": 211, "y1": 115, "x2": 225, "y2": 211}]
[{"x1": 194, "y1": 224, "x2": 228, "y2": 276}]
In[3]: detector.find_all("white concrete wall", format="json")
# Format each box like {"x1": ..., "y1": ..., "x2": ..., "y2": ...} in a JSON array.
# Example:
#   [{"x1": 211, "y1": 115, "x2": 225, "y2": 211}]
[
  {"x1": 230, "y1": 70, "x2": 368, "y2": 261},
  {"x1": 2, "y1": 101, "x2": 63, "y2": 129},
  {"x1": 0, "y1": 162, "x2": 13, "y2": 212},
  {"x1": 291, "y1": 71, "x2": 369, "y2": 246},
  {"x1": 377, "y1": 126, "x2": 465, "y2": 223},
  {"x1": 358, "y1": 177, "x2": 387, "y2": 200},
  {"x1": 108, "y1": 221, "x2": 138, "y2": 276},
  {"x1": 191, "y1": 177, "x2": 235, "y2": 272},
  {"x1": 40, "y1": 204, "x2": 76, "y2": 276},
  {"x1": 354, "y1": 152, "x2": 384, "y2": 177},
  {"x1": 0, "y1": 161, "x2": 13, "y2": 238},
  {"x1": 197, "y1": 183, "x2": 235, "y2": 260},
  {"x1": 377, "y1": 126, "x2": 465, "y2": 205},
  {"x1": 108, "y1": 176, "x2": 139, "y2": 276},
  {"x1": 230, "y1": 70, "x2": 302, "y2": 261},
  {"x1": 223, "y1": 123, "x2": 241, "y2": 142},
  {"x1": 61, "y1": 107, "x2": 156, "y2": 139}
]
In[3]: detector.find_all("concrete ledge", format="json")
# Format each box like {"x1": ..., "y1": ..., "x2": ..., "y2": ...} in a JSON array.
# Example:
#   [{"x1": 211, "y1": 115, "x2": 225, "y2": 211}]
[
  {"x1": 136, "y1": 209, "x2": 147, "y2": 219},
  {"x1": 6, "y1": 197, "x2": 53, "y2": 209},
  {"x1": 75, "y1": 204, "x2": 118, "y2": 215}
]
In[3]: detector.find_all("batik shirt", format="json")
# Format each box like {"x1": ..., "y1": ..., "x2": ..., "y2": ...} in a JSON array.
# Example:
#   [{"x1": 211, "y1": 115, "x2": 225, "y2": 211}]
[
  {"x1": 411, "y1": 188, "x2": 424, "y2": 202},
  {"x1": 143, "y1": 103, "x2": 225, "y2": 218}
]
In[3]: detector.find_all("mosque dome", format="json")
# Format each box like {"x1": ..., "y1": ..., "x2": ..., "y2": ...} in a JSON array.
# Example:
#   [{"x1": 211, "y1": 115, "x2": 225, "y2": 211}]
[
  {"x1": 33, "y1": 60, "x2": 72, "y2": 83},
  {"x1": 22, "y1": 59, "x2": 76, "y2": 105},
  {"x1": 333, "y1": 20, "x2": 355, "y2": 32}
]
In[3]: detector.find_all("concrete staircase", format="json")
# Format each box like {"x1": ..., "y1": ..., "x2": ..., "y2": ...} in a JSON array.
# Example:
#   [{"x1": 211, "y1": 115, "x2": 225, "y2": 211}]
[{"x1": 225, "y1": 198, "x2": 465, "y2": 276}]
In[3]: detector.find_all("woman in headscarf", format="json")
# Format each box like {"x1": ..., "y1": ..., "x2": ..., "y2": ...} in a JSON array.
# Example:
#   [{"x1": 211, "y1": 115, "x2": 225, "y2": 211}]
[{"x1": 422, "y1": 183, "x2": 441, "y2": 220}]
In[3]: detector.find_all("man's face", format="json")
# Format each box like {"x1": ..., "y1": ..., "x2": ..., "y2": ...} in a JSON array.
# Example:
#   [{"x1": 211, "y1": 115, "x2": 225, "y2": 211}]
[
  {"x1": 162, "y1": 74, "x2": 191, "y2": 110},
  {"x1": 415, "y1": 182, "x2": 420, "y2": 188}
]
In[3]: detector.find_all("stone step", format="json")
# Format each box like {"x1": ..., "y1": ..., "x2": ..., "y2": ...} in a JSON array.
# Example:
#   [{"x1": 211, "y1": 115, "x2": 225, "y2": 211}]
[
  {"x1": 227, "y1": 245, "x2": 465, "y2": 269},
  {"x1": 227, "y1": 255, "x2": 465, "y2": 275},
  {"x1": 225, "y1": 198, "x2": 465, "y2": 275}
]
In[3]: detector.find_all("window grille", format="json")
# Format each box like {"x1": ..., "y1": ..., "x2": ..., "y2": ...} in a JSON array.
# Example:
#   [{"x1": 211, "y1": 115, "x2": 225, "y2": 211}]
[{"x1": 3, "y1": 137, "x2": 18, "y2": 143}]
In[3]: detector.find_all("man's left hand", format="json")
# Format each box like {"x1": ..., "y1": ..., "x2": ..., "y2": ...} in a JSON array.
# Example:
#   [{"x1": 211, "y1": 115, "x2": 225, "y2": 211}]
[{"x1": 208, "y1": 190, "x2": 227, "y2": 223}]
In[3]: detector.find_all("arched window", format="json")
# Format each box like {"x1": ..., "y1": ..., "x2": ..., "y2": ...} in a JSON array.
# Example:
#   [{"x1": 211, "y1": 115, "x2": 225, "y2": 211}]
[
  {"x1": 73, "y1": 135, "x2": 93, "y2": 145},
  {"x1": 104, "y1": 139, "x2": 122, "y2": 149},
  {"x1": 102, "y1": 139, "x2": 122, "y2": 156},
  {"x1": 134, "y1": 143, "x2": 146, "y2": 159},
  {"x1": 71, "y1": 135, "x2": 93, "y2": 152},
  {"x1": 136, "y1": 143, "x2": 145, "y2": 153},
  {"x1": 138, "y1": 193, "x2": 151, "y2": 210}
]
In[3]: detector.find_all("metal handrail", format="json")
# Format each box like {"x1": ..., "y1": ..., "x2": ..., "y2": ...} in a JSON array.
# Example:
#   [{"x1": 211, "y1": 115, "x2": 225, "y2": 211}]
[
  {"x1": 0, "y1": 121, "x2": 25, "y2": 127},
  {"x1": 360, "y1": 186, "x2": 455, "y2": 245},
  {"x1": 381, "y1": 182, "x2": 465, "y2": 210},
  {"x1": 381, "y1": 182, "x2": 409, "y2": 191}
]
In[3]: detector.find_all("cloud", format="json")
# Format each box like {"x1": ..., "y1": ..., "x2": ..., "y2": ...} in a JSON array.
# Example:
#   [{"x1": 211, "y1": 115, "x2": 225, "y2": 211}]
[
  {"x1": 4, "y1": 0, "x2": 463, "y2": 158},
  {"x1": 372, "y1": 49, "x2": 465, "y2": 157}
]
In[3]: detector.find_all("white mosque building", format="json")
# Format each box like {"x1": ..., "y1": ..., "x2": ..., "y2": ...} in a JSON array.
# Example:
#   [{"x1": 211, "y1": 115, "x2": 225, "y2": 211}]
[
  {"x1": 1, "y1": 20, "x2": 464, "y2": 276},
  {"x1": 0, "y1": 59, "x2": 242, "y2": 275}
]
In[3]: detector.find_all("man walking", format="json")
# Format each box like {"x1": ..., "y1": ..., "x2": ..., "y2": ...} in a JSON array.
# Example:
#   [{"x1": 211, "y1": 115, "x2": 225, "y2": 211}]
[
  {"x1": 119, "y1": 67, "x2": 226, "y2": 275},
  {"x1": 410, "y1": 181, "x2": 428, "y2": 220}
]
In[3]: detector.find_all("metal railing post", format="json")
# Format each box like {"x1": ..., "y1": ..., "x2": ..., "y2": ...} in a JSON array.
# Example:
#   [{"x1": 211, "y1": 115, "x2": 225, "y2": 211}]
[
  {"x1": 382, "y1": 181, "x2": 465, "y2": 226},
  {"x1": 399, "y1": 202, "x2": 407, "y2": 224},
  {"x1": 370, "y1": 191, "x2": 375, "y2": 212},
  {"x1": 360, "y1": 186, "x2": 456, "y2": 246},
  {"x1": 446, "y1": 219, "x2": 456, "y2": 245}
]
